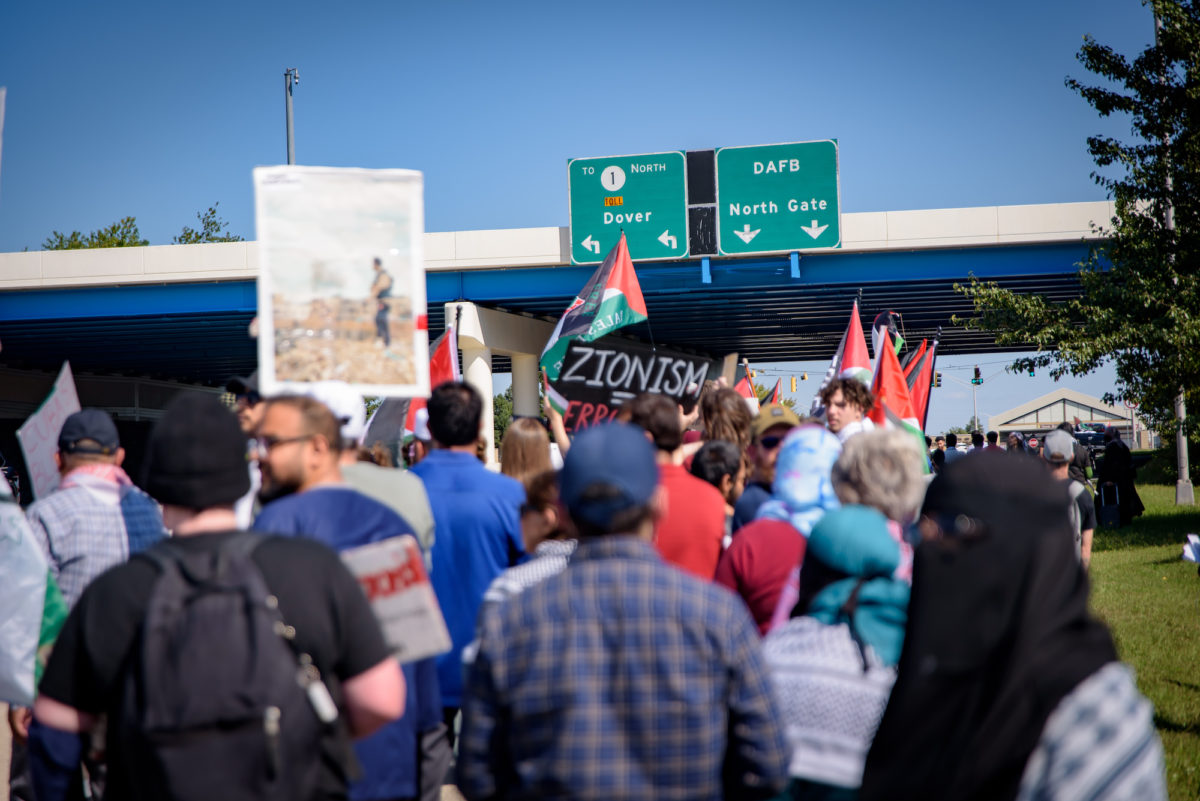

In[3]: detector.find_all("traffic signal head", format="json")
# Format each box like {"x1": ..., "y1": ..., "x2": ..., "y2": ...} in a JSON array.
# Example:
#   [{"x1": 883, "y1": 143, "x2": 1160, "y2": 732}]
[
  {"x1": 934, "y1": 371, "x2": 942, "y2": 388},
  {"x1": 790, "y1": 376, "x2": 797, "y2": 393},
  {"x1": 1028, "y1": 367, "x2": 1035, "y2": 377}
]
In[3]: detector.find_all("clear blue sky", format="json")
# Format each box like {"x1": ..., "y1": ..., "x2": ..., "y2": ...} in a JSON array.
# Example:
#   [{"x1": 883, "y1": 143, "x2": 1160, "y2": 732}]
[{"x1": 0, "y1": 0, "x2": 1155, "y2": 433}]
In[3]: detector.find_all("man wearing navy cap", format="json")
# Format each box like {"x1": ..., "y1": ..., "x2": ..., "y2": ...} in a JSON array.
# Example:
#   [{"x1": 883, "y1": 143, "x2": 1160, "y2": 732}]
[
  {"x1": 457, "y1": 422, "x2": 790, "y2": 801},
  {"x1": 26, "y1": 409, "x2": 166, "y2": 608}
]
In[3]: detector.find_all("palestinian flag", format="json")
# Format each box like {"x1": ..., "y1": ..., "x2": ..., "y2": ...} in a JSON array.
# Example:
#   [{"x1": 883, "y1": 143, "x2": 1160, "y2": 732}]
[
  {"x1": 762, "y1": 378, "x2": 783, "y2": 405},
  {"x1": 733, "y1": 371, "x2": 760, "y2": 414},
  {"x1": 906, "y1": 338, "x2": 938, "y2": 432},
  {"x1": 872, "y1": 310, "x2": 905, "y2": 361},
  {"x1": 869, "y1": 330, "x2": 929, "y2": 470},
  {"x1": 541, "y1": 234, "x2": 648, "y2": 413},
  {"x1": 810, "y1": 300, "x2": 872, "y2": 417},
  {"x1": 0, "y1": 482, "x2": 67, "y2": 707},
  {"x1": 900, "y1": 338, "x2": 927, "y2": 377},
  {"x1": 403, "y1": 325, "x2": 461, "y2": 437}
]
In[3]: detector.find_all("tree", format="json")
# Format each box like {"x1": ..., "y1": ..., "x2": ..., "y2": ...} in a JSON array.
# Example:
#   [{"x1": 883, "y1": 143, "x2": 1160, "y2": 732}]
[
  {"x1": 493, "y1": 386, "x2": 514, "y2": 447},
  {"x1": 954, "y1": 2, "x2": 1200, "y2": 445},
  {"x1": 174, "y1": 203, "x2": 244, "y2": 244},
  {"x1": 42, "y1": 216, "x2": 148, "y2": 250}
]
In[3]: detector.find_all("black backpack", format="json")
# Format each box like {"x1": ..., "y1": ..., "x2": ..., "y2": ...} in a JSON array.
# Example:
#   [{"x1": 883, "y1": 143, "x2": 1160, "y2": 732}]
[{"x1": 117, "y1": 533, "x2": 330, "y2": 801}]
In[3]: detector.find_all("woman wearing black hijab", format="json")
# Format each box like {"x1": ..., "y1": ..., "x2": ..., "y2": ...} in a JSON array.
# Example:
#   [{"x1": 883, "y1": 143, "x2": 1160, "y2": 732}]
[{"x1": 860, "y1": 452, "x2": 1163, "y2": 801}]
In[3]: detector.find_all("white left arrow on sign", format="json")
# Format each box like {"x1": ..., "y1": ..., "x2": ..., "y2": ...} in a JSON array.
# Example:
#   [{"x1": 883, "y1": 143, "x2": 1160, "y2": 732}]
[
  {"x1": 581, "y1": 235, "x2": 600, "y2": 254},
  {"x1": 658, "y1": 230, "x2": 677, "y2": 249},
  {"x1": 801, "y1": 220, "x2": 829, "y2": 239}
]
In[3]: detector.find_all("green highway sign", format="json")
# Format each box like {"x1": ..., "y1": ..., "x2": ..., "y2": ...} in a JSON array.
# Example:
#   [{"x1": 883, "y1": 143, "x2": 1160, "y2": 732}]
[
  {"x1": 715, "y1": 140, "x2": 840, "y2": 255},
  {"x1": 568, "y1": 151, "x2": 688, "y2": 265}
]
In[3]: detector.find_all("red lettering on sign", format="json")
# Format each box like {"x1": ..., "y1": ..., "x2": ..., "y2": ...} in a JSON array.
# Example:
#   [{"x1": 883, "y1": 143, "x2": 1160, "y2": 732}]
[
  {"x1": 357, "y1": 548, "x2": 426, "y2": 602},
  {"x1": 576, "y1": 403, "x2": 595, "y2": 429}
]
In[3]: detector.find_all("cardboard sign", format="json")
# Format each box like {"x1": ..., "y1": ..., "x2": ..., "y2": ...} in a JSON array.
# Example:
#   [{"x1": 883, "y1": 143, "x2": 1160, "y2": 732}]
[
  {"x1": 550, "y1": 338, "x2": 714, "y2": 432},
  {"x1": 16, "y1": 363, "x2": 81, "y2": 500},
  {"x1": 339, "y1": 535, "x2": 450, "y2": 664},
  {"x1": 253, "y1": 166, "x2": 430, "y2": 398}
]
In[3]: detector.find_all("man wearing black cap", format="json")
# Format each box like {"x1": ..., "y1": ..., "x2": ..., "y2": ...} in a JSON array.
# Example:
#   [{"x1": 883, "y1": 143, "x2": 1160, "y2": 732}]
[
  {"x1": 457, "y1": 422, "x2": 790, "y2": 801},
  {"x1": 25, "y1": 409, "x2": 166, "y2": 609},
  {"x1": 29, "y1": 393, "x2": 405, "y2": 801}
]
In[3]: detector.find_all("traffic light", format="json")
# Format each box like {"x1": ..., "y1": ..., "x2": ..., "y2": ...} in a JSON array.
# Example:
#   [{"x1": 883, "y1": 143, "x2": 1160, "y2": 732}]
[
  {"x1": 790, "y1": 376, "x2": 797, "y2": 393},
  {"x1": 971, "y1": 366, "x2": 983, "y2": 385},
  {"x1": 1028, "y1": 366, "x2": 1035, "y2": 377},
  {"x1": 934, "y1": 371, "x2": 942, "y2": 388},
  {"x1": 801, "y1": 372, "x2": 808, "y2": 381}
]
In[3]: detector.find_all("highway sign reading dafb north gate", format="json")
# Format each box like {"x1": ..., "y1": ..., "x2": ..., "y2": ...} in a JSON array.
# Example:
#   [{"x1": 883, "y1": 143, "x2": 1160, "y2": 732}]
[
  {"x1": 716, "y1": 140, "x2": 840, "y2": 255},
  {"x1": 568, "y1": 151, "x2": 688, "y2": 265}
]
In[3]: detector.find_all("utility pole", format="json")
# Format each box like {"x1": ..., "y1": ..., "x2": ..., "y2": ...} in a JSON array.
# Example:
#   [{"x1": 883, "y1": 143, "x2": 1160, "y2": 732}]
[
  {"x1": 1155, "y1": 13, "x2": 1193, "y2": 504},
  {"x1": 284, "y1": 68, "x2": 299, "y2": 165}
]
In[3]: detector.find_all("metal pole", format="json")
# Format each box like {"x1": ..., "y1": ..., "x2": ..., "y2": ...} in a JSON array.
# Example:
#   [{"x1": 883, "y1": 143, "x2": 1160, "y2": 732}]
[
  {"x1": 284, "y1": 68, "x2": 298, "y2": 165},
  {"x1": 1155, "y1": 14, "x2": 1193, "y2": 503},
  {"x1": 972, "y1": 384, "x2": 978, "y2": 433}
]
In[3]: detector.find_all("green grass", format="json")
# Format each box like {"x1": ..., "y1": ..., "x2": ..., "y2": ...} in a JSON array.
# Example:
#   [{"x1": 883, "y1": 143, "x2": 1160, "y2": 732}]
[{"x1": 1089, "y1": 484, "x2": 1200, "y2": 800}]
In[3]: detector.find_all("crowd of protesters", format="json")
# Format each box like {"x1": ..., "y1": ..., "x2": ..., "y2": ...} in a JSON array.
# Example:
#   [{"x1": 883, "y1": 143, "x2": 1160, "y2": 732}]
[{"x1": 5, "y1": 371, "x2": 1164, "y2": 801}]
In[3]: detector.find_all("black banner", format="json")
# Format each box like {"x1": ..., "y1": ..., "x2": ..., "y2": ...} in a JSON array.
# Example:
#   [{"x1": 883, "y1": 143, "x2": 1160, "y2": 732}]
[{"x1": 551, "y1": 338, "x2": 715, "y2": 432}]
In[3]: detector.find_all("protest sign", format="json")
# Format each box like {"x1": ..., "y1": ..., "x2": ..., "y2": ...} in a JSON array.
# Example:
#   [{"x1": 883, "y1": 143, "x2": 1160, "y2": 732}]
[
  {"x1": 16, "y1": 363, "x2": 81, "y2": 500},
  {"x1": 253, "y1": 166, "x2": 429, "y2": 397},
  {"x1": 550, "y1": 338, "x2": 715, "y2": 432},
  {"x1": 339, "y1": 535, "x2": 451, "y2": 664}
]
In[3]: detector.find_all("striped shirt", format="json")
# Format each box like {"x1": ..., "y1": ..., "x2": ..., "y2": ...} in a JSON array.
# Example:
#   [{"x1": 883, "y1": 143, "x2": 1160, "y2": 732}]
[
  {"x1": 25, "y1": 476, "x2": 166, "y2": 608},
  {"x1": 1017, "y1": 662, "x2": 1165, "y2": 801}
]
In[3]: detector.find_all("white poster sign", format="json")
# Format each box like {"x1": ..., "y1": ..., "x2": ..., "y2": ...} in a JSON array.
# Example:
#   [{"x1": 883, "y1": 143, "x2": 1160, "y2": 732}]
[
  {"x1": 253, "y1": 166, "x2": 429, "y2": 397},
  {"x1": 16, "y1": 363, "x2": 81, "y2": 500},
  {"x1": 340, "y1": 535, "x2": 451, "y2": 664}
]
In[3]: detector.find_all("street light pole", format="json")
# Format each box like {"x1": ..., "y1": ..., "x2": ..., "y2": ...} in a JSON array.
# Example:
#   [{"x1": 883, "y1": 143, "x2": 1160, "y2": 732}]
[{"x1": 284, "y1": 68, "x2": 299, "y2": 165}]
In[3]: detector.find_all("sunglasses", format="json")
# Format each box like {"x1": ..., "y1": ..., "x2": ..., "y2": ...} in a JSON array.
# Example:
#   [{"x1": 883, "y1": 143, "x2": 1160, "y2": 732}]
[{"x1": 759, "y1": 435, "x2": 785, "y2": 450}]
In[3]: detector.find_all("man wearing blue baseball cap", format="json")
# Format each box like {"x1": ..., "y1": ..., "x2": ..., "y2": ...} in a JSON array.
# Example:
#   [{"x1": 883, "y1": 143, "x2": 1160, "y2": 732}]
[{"x1": 457, "y1": 422, "x2": 790, "y2": 801}]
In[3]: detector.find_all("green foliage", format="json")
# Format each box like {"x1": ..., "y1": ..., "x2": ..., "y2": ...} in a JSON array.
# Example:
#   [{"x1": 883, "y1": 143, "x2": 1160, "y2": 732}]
[
  {"x1": 173, "y1": 203, "x2": 244, "y2": 244},
  {"x1": 954, "y1": 2, "x2": 1200, "y2": 438},
  {"x1": 1089, "y1": 483, "x2": 1200, "y2": 798},
  {"x1": 42, "y1": 216, "x2": 148, "y2": 250},
  {"x1": 42, "y1": 204, "x2": 243, "y2": 250},
  {"x1": 493, "y1": 386, "x2": 514, "y2": 446}
]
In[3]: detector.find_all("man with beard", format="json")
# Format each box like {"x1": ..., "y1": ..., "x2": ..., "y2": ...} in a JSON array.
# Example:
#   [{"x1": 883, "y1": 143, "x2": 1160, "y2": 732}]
[{"x1": 252, "y1": 395, "x2": 443, "y2": 801}]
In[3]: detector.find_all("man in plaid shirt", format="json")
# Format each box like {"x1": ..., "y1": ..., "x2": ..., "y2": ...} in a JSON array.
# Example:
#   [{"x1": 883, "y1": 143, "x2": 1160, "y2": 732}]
[
  {"x1": 25, "y1": 409, "x2": 166, "y2": 607},
  {"x1": 458, "y1": 421, "x2": 789, "y2": 801}
]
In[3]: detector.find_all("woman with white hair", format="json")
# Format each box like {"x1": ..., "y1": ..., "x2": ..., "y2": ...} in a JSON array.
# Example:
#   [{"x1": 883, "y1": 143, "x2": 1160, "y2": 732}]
[{"x1": 830, "y1": 428, "x2": 927, "y2": 580}]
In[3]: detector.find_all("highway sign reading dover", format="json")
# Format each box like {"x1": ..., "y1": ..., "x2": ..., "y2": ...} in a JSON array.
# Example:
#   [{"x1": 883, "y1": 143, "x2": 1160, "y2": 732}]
[
  {"x1": 716, "y1": 140, "x2": 840, "y2": 255},
  {"x1": 568, "y1": 151, "x2": 688, "y2": 265}
]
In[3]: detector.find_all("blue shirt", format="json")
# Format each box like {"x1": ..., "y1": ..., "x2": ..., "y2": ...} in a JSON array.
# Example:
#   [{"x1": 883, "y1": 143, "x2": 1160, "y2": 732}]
[
  {"x1": 410, "y1": 450, "x2": 525, "y2": 707},
  {"x1": 458, "y1": 536, "x2": 791, "y2": 801},
  {"x1": 253, "y1": 485, "x2": 438, "y2": 801}
]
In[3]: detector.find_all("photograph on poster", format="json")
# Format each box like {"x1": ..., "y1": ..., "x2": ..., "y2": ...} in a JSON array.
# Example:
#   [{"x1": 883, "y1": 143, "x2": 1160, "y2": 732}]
[{"x1": 253, "y1": 166, "x2": 429, "y2": 397}]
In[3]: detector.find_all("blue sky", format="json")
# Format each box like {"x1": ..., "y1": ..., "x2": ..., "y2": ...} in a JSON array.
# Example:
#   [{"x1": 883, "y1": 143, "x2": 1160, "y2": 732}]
[{"x1": 0, "y1": 0, "x2": 1156, "y2": 434}]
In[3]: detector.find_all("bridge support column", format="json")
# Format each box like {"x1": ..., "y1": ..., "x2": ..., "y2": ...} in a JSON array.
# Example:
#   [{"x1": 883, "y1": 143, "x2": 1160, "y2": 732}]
[
  {"x1": 511, "y1": 354, "x2": 540, "y2": 418},
  {"x1": 461, "y1": 345, "x2": 495, "y2": 465}
]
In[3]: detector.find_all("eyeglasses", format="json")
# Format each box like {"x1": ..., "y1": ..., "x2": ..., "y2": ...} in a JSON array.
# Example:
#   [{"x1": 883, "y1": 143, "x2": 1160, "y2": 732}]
[
  {"x1": 759, "y1": 435, "x2": 785, "y2": 450},
  {"x1": 254, "y1": 434, "x2": 312, "y2": 452}
]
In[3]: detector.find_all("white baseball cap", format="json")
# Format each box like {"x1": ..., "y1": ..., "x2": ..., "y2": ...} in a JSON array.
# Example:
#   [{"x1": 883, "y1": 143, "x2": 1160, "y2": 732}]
[{"x1": 301, "y1": 381, "x2": 366, "y2": 445}]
